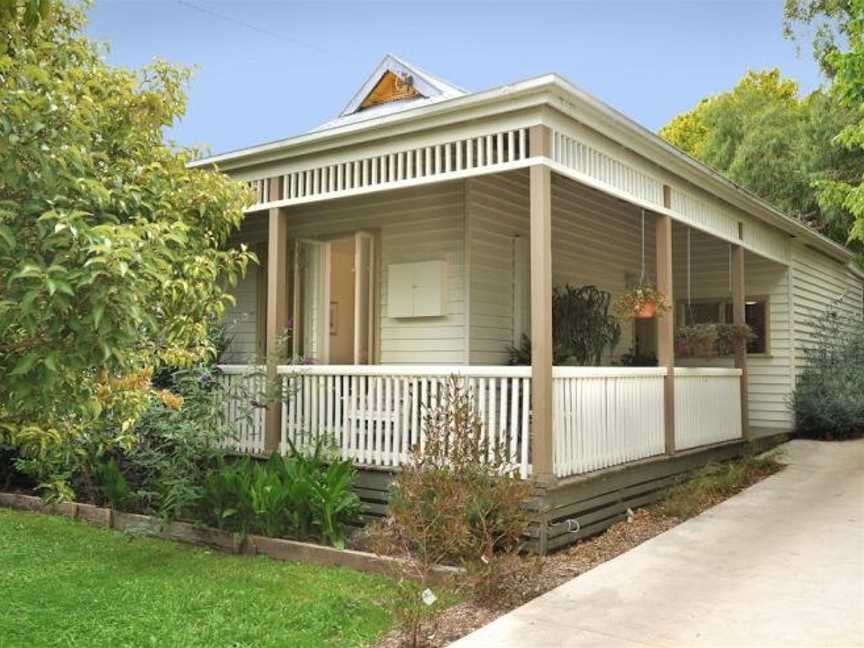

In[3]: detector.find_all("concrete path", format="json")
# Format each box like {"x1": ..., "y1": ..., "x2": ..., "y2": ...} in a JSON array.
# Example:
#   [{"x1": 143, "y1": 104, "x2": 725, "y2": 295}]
[{"x1": 451, "y1": 440, "x2": 864, "y2": 648}]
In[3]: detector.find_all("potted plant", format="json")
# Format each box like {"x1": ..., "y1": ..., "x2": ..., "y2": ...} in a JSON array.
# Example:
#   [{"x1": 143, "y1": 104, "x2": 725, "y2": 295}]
[
  {"x1": 715, "y1": 323, "x2": 755, "y2": 355},
  {"x1": 675, "y1": 324, "x2": 720, "y2": 357},
  {"x1": 614, "y1": 282, "x2": 670, "y2": 320}
]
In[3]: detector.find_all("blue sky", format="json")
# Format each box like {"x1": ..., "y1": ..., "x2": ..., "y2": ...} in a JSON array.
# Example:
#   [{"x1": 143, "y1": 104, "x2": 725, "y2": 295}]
[{"x1": 85, "y1": 1, "x2": 823, "y2": 156}]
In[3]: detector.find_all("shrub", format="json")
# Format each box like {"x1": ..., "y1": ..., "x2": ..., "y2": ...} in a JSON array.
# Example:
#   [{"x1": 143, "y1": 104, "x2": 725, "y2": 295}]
[
  {"x1": 121, "y1": 365, "x2": 234, "y2": 520},
  {"x1": 372, "y1": 376, "x2": 535, "y2": 642},
  {"x1": 657, "y1": 453, "x2": 783, "y2": 519},
  {"x1": 202, "y1": 456, "x2": 257, "y2": 536},
  {"x1": 9, "y1": 358, "x2": 235, "y2": 512},
  {"x1": 0, "y1": 443, "x2": 22, "y2": 491},
  {"x1": 0, "y1": 2, "x2": 254, "y2": 479},
  {"x1": 200, "y1": 440, "x2": 361, "y2": 547},
  {"x1": 509, "y1": 285, "x2": 621, "y2": 366},
  {"x1": 792, "y1": 310, "x2": 864, "y2": 439},
  {"x1": 92, "y1": 457, "x2": 137, "y2": 510},
  {"x1": 277, "y1": 441, "x2": 361, "y2": 547}
]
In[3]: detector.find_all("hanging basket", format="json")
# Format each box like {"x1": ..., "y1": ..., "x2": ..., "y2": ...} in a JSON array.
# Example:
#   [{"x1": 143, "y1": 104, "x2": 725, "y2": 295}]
[
  {"x1": 635, "y1": 300, "x2": 657, "y2": 319},
  {"x1": 613, "y1": 285, "x2": 669, "y2": 321}
]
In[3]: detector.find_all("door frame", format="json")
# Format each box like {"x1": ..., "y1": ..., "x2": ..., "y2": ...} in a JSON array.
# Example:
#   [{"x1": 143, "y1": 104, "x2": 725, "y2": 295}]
[
  {"x1": 293, "y1": 238, "x2": 331, "y2": 364},
  {"x1": 290, "y1": 229, "x2": 379, "y2": 365},
  {"x1": 353, "y1": 231, "x2": 375, "y2": 364}
]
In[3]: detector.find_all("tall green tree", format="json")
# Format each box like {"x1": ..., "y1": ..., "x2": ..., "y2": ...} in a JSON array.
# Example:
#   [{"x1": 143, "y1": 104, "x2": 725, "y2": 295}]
[
  {"x1": 0, "y1": 2, "x2": 254, "y2": 459},
  {"x1": 783, "y1": 0, "x2": 854, "y2": 74},
  {"x1": 660, "y1": 69, "x2": 864, "y2": 250},
  {"x1": 786, "y1": 0, "x2": 864, "y2": 245}
]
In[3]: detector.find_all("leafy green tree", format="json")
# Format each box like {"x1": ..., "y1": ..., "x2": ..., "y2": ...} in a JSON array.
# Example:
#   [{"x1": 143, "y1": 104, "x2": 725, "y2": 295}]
[
  {"x1": 785, "y1": 0, "x2": 864, "y2": 246},
  {"x1": 0, "y1": 0, "x2": 52, "y2": 29},
  {"x1": 660, "y1": 69, "x2": 864, "y2": 250},
  {"x1": 0, "y1": 2, "x2": 254, "y2": 464},
  {"x1": 783, "y1": 0, "x2": 855, "y2": 74}
]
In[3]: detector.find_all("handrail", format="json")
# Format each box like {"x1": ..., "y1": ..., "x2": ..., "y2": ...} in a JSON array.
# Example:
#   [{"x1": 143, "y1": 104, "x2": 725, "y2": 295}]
[
  {"x1": 217, "y1": 364, "x2": 266, "y2": 374},
  {"x1": 553, "y1": 367, "x2": 667, "y2": 378},
  {"x1": 221, "y1": 364, "x2": 736, "y2": 379},
  {"x1": 673, "y1": 367, "x2": 742, "y2": 377},
  {"x1": 275, "y1": 364, "x2": 533, "y2": 378}
]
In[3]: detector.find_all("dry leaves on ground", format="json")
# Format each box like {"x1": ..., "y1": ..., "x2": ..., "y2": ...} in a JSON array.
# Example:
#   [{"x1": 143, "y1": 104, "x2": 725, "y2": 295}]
[{"x1": 375, "y1": 453, "x2": 784, "y2": 648}]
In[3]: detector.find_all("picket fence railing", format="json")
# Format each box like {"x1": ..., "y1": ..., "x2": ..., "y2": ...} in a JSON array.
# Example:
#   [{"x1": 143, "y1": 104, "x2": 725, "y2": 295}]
[
  {"x1": 552, "y1": 367, "x2": 667, "y2": 478},
  {"x1": 217, "y1": 365, "x2": 267, "y2": 455},
  {"x1": 215, "y1": 363, "x2": 743, "y2": 480},
  {"x1": 277, "y1": 365, "x2": 533, "y2": 477},
  {"x1": 674, "y1": 368, "x2": 743, "y2": 450}
]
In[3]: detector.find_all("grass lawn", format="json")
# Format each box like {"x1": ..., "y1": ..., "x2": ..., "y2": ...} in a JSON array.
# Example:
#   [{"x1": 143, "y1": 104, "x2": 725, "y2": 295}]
[{"x1": 0, "y1": 508, "x2": 394, "y2": 648}]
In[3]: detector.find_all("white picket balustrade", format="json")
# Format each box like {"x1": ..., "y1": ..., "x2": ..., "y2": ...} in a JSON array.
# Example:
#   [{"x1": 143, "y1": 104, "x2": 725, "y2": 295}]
[
  {"x1": 217, "y1": 363, "x2": 741, "y2": 479},
  {"x1": 277, "y1": 365, "x2": 533, "y2": 477},
  {"x1": 216, "y1": 365, "x2": 267, "y2": 455},
  {"x1": 552, "y1": 367, "x2": 667, "y2": 478},
  {"x1": 674, "y1": 368, "x2": 743, "y2": 450}
]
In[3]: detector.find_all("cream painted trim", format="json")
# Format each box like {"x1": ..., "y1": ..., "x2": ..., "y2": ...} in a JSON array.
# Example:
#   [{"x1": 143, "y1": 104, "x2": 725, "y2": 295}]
[
  {"x1": 194, "y1": 73, "x2": 851, "y2": 264},
  {"x1": 255, "y1": 246, "x2": 267, "y2": 359},
  {"x1": 545, "y1": 159, "x2": 790, "y2": 266},
  {"x1": 192, "y1": 78, "x2": 556, "y2": 169},
  {"x1": 462, "y1": 179, "x2": 471, "y2": 365},
  {"x1": 244, "y1": 155, "x2": 540, "y2": 213},
  {"x1": 253, "y1": 155, "x2": 795, "y2": 268},
  {"x1": 673, "y1": 367, "x2": 742, "y2": 377},
  {"x1": 233, "y1": 113, "x2": 539, "y2": 182},
  {"x1": 540, "y1": 86, "x2": 852, "y2": 263},
  {"x1": 786, "y1": 259, "x2": 796, "y2": 390},
  {"x1": 528, "y1": 151, "x2": 554, "y2": 481}
]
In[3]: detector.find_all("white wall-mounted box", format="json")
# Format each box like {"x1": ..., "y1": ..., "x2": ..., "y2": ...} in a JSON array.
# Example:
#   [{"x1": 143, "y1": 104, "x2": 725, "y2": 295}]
[{"x1": 387, "y1": 260, "x2": 447, "y2": 318}]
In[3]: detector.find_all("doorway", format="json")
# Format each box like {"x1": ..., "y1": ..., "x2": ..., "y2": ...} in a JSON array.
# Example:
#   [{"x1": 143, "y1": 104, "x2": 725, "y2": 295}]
[{"x1": 293, "y1": 231, "x2": 375, "y2": 364}]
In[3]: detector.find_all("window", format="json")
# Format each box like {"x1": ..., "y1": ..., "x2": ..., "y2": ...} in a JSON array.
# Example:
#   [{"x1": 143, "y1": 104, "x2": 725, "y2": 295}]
[{"x1": 678, "y1": 297, "x2": 769, "y2": 355}]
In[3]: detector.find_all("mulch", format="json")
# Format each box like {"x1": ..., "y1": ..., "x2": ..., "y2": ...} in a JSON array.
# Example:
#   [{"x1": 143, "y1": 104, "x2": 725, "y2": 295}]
[
  {"x1": 374, "y1": 507, "x2": 680, "y2": 648},
  {"x1": 375, "y1": 454, "x2": 786, "y2": 648}
]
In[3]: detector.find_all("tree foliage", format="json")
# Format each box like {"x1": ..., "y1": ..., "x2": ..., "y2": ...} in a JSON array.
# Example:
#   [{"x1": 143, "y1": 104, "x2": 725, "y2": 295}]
[
  {"x1": 0, "y1": 3, "x2": 254, "y2": 460},
  {"x1": 816, "y1": 0, "x2": 864, "y2": 244},
  {"x1": 783, "y1": 0, "x2": 864, "y2": 247},
  {"x1": 783, "y1": 0, "x2": 855, "y2": 73},
  {"x1": 660, "y1": 69, "x2": 864, "y2": 251}
]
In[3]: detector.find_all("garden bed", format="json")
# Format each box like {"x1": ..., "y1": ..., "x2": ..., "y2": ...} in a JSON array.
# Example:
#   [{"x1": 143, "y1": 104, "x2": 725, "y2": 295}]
[
  {"x1": 0, "y1": 491, "x2": 460, "y2": 582},
  {"x1": 374, "y1": 451, "x2": 784, "y2": 647}
]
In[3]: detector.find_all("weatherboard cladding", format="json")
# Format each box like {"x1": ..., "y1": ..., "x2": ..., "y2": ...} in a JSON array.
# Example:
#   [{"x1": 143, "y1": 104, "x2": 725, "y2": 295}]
[
  {"x1": 672, "y1": 226, "x2": 794, "y2": 430},
  {"x1": 216, "y1": 56, "x2": 864, "y2": 434}
]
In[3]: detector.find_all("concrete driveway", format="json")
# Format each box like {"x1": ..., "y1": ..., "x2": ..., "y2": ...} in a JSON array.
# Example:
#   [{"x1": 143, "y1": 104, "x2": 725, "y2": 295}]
[{"x1": 451, "y1": 440, "x2": 864, "y2": 648}]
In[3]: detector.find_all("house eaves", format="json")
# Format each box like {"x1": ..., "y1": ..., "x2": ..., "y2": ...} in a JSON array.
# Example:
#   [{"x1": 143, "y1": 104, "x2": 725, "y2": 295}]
[{"x1": 191, "y1": 73, "x2": 855, "y2": 265}]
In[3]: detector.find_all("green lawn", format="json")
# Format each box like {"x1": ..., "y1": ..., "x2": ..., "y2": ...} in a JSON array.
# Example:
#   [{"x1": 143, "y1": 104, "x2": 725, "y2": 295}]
[{"x1": 0, "y1": 508, "x2": 394, "y2": 648}]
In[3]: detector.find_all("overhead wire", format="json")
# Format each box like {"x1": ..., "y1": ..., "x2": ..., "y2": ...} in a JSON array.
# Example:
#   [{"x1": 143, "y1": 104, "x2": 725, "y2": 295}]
[{"x1": 176, "y1": 0, "x2": 331, "y2": 56}]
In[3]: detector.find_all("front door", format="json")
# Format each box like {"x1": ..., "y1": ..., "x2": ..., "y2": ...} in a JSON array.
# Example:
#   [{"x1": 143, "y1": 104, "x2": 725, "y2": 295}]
[
  {"x1": 292, "y1": 232, "x2": 375, "y2": 365},
  {"x1": 293, "y1": 239, "x2": 331, "y2": 363}
]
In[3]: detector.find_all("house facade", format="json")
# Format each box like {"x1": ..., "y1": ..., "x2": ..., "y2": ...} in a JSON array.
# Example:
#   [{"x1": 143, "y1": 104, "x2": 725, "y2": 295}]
[{"x1": 196, "y1": 56, "x2": 864, "y2": 492}]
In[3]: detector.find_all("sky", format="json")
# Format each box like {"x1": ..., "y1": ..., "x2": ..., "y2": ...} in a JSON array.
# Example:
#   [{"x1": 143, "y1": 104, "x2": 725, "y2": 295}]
[{"x1": 85, "y1": 1, "x2": 824, "y2": 156}]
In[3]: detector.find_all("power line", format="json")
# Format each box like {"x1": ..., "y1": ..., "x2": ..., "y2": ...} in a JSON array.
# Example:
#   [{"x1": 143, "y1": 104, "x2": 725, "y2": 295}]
[{"x1": 176, "y1": 0, "x2": 330, "y2": 56}]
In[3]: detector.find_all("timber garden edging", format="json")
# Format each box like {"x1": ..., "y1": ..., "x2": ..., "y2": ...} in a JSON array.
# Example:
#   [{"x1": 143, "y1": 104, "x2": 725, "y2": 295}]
[{"x1": 0, "y1": 492, "x2": 462, "y2": 581}]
